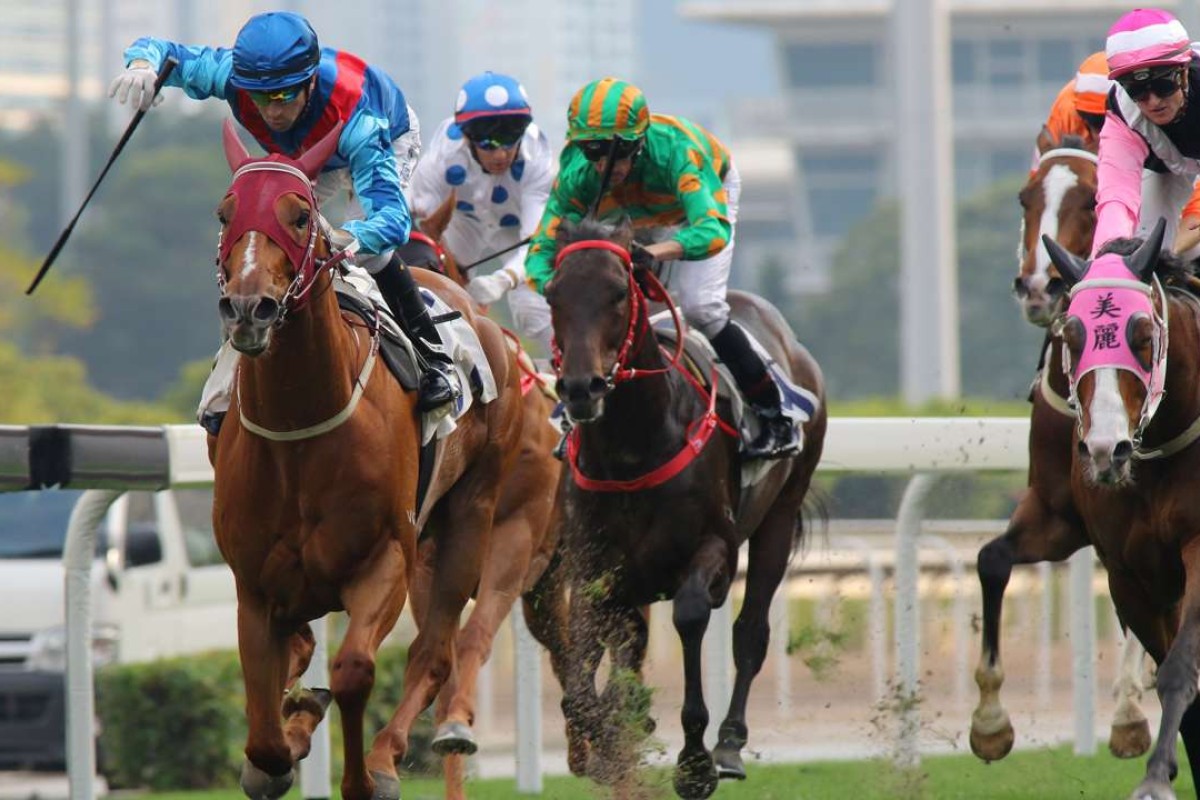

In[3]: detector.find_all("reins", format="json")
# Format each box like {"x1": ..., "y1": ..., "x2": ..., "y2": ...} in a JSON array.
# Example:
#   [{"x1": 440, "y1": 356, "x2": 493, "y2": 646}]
[{"x1": 553, "y1": 238, "x2": 737, "y2": 492}]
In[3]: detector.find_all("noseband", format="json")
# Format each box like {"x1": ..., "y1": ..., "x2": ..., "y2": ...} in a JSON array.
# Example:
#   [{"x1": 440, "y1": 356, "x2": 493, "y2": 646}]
[
  {"x1": 552, "y1": 239, "x2": 682, "y2": 384},
  {"x1": 215, "y1": 160, "x2": 351, "y2": 325}
]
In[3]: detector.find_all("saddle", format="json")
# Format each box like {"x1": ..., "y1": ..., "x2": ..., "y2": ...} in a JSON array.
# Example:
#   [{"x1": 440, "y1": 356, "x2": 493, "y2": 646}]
[
  {"x1": 649, "y1": 312, "x2": 817, "y2": 484},
  {"x1": 333, "y1": 278, "x2": 420, "y2": 391}
]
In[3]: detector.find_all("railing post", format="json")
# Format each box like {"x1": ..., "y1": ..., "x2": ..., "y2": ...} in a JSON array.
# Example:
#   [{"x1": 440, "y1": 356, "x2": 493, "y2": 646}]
[
  {"x1": 1069, "y1": 547, "x2": 1097, "y2": 755},
  {"x1": 894, "y1": 472, "x2": 938, "y2": 769},
  {"x1": 301, "y1": 616, "x2": 331, "y2": 800},
  {"x1": 513, "y1": 607, "x2": 543, "y2": 793},
  {"x1": 64, "y1": 489, "x2": 122, "y2": 800}
]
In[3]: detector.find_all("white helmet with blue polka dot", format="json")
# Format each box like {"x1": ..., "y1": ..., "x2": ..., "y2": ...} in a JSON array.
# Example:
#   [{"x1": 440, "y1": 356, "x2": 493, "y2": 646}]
[{"x1": 454, "y1": 72, "x2": 532, "y2": 149}]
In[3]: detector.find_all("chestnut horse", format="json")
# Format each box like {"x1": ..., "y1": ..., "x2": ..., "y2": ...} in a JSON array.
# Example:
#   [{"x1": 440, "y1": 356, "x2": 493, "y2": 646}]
[
  {"x1": 396, "y1": 192, "x2": 571, "y2": 800},
  {"x1": 209, "y1": 120, "x2": 525, "y2": 800},
  {"x1": 1046, "y1": 222, "x2": 1200, "y2": 800},
  {"x1": 971, "y1": 130, "x2": 1152, "y2": 761},
  {"x1": 545, "y1": 216, "x2": 827, "y2": 799}
]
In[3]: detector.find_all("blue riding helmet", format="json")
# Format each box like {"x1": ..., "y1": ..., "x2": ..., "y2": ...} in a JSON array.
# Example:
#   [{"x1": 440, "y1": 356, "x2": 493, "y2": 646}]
[
  {"x1": 454, "y1": 71, "x2": 532, "y2": 125},
  {"x1": 230, "y1": 11, "x2": 320, "y2": 92}
]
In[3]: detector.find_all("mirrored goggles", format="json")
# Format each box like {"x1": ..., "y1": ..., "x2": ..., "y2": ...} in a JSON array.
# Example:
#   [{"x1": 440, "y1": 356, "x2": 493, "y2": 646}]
[{"x1": 247, "y1": 84, "x2": 306, "y2": 107}]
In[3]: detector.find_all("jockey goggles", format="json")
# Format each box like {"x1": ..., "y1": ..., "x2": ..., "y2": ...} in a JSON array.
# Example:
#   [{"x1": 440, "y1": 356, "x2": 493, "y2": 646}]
[
  {"x1": 578, "y1": 137, "x2": 643, "y2": 163},
  {"x1": 462, "y1": 117, "x2": 530, "y2": 151},
  {"x1": 247, "y1": 82, "x2": 307, "y2": 106},
  {"x1": 1118, "y1": 67, "x2": 1185, "y2": 102}
]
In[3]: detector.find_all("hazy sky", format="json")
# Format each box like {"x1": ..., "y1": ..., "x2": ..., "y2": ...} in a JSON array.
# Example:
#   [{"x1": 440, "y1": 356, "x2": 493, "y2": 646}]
[{"x1": 637, "y1": 2, "x2": 780, "y2": 135}]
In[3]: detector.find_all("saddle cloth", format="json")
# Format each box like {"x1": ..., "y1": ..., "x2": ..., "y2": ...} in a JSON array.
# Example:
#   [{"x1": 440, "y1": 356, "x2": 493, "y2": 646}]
[
  {"x1": 649, "y1": 312, "x2": 818, "y2": 486},
  {"x1": 333, "y1": 272, "x2": 497, "y2": 445}
]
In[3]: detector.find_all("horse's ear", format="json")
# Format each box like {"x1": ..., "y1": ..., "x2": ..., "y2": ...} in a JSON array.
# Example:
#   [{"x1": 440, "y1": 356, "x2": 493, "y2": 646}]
[
  {"x1": 613, "y1": 215, "x2": 634, "y2": 248},
  {"x1": 422, "y1": 191, "x2": 456, "y2": 242},
  {"x1": 222, "y1": 118, "x2": 251, "y2": 172},
  {"x1": 1126, "y1": 217, "x2": 1168, "y2": 282},
  {"x1": 1036, "y1": 125, "x2": 1056, "y2": 155},
  {"x1": 297, "y1": 120, "x2": 345, "y2": 180},
  {"x1": 1042, "y1": 234, "x2": 1089, "y2": 288}
]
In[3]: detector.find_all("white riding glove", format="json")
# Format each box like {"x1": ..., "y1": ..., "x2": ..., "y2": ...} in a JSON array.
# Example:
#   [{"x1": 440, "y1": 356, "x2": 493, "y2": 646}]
[
  {"x1": 467, "y1": 268, "x2": 519, "y2": 306},
  {"x1": 108, "y1": 64, "x2": 164, "y2": 111}
]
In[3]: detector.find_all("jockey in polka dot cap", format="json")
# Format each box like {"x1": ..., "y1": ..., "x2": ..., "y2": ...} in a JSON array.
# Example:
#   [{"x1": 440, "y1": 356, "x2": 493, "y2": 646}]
[
  {"x1": 407, "y1": 71, "x2": 556, "y2": 355},
  {"x1": 525, "y1": 77, "x2": 798, "y2": 459},
  {"x1": 108, "y1": 11, "x2": 460, "y2": 431},
  {"x1": 1093, "y1": 8, "x2": 1200, "y2": 259}
]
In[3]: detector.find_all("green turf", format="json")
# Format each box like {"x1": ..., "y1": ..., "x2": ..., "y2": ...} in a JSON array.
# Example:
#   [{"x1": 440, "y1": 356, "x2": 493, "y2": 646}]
[{"x1": 132, "y1": 743, "x2": 1194, "y2": 799}]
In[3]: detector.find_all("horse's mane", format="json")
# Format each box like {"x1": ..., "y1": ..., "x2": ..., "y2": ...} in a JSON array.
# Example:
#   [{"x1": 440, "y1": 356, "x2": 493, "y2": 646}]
[
  {"x1": 558, "y1": 216, "x2": 624, "y2": 246},
  {"x1": 1055, "y1": 133, "x2": 1090, "y2": 152},
  {"x1": 1096, "y1": 237, "x2": 1196, "y2": 283}
]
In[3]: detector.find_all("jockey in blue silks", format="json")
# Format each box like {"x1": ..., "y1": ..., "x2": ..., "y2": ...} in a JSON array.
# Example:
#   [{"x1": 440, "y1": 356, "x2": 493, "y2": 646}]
[{"x1": 109, "y1": 11, "x2": 458, "y2": 431}]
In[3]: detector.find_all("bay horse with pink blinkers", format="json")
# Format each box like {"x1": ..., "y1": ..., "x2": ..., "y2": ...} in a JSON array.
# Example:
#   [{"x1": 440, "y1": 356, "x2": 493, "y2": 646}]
[
  {"x1": 1045, "y1": 220, "x2": 1200, "y2": 800},
  {"x1": 544, "y1": 216, "x2": 826, "y2": 799},
  {"x1": 209, "y1": 119, "x2": 526, "y2": 800},
  {"x1": 970, "y1": 129, "x2": 1152, "y2": 762}
]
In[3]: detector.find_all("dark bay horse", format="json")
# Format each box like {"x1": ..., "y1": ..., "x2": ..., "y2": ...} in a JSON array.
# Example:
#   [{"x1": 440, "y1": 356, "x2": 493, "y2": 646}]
[
  {"x1": 398, "y1": 191, "x2": 571, "y2": 800},
  {"x1": 1046, "y1": 223, "x2": 1200, "y2": 800},
  {"x1": 545, "y1": 216, "x2": 827, "y2": 799},
  {"x1": 970, "y1": 129, "x2": 1152, "y2": 762},
  {"x1": 209, "y1": 119, "x2": 526, "y2": 800}
]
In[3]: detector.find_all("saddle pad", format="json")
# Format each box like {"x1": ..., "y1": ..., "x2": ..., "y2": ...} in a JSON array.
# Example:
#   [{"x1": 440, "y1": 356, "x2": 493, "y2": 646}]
[
  {"x1": 332, "y1": 274, "x2": 498, "y2": 445},
  {"x1": 649, "y1": 312, "x2": 819, "y2": 485}
]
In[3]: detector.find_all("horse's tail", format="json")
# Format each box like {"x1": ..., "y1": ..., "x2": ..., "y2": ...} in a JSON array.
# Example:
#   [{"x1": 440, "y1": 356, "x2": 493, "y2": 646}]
[{"x1": 793, "y1": 484, "x2": 831, "y2": 560}]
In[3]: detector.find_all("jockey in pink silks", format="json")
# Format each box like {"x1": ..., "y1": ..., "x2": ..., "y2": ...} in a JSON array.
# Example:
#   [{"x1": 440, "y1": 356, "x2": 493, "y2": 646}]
[{"x1": 1093, "y1": 8, "x2": 1200, "y2": 258}]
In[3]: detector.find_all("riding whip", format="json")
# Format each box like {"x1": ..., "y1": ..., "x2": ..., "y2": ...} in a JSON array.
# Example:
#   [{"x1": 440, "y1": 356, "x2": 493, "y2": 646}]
[
  {"x1": 457, "y1": 235, "x2": 532, "y2": 274},
  {"x1": 590, "y1": 135, "x2": 621, "y2": 218},
  {"x1": 26, "y1": 57, "x2": 179, "y2": 295}
]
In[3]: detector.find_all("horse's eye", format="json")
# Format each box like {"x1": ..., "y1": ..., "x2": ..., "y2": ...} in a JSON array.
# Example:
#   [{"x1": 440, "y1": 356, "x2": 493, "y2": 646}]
[
  {"x1": 216, "y1": 212, "x2": 228, "y2": 226},
  {"x1": 295, "y1": 211, "x2": 311, "y2": 229}
]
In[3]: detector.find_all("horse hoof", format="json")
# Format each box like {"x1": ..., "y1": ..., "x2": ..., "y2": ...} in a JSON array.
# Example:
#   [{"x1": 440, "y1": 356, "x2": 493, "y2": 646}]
[
  {"x1": 713, "y1": 744, "x2": 746, "y2": 780},
  {"x1": 1110, "y1": 719, "x2": 1152, "y2": 759},
  {"x1": 239, "y1": 760, "x2": 295, "y2": 800},
  {"x1": 674, "y1": 748, "x2": 718, "y2": 799},
  {"x1": 369, "y1": 770, "x2": 401, "y2": 800},
  {"x1": 282, "y1": 686, "x2": 333, "y2": 719},
  {"x1": 431, "y1": 721, "x2": 478, "y2": 756},
  {"x1": 1127, "y1": 779, "x2": 1176, "y2": 800},
  {"x1": 969, "y1": 714, "x2": 1014, "y2": 762}
]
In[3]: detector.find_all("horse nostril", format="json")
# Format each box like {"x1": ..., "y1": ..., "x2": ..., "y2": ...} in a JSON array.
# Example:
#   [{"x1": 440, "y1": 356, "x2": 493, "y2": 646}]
[
  {"x1": 1113, "y1": 440, "x2": 1134, "y2": 465},
  {"x1": 588, "y1": 376, "x2": 609, "y2": 398},
  {"x1": 252, "y1": 297, "x2": 280, "y2": 324},
  {"x1": 1013, "y1": 277, "x2": 1029, "y2": 298},
  {"x1": 218, "y1": 296, "x2": 236, "y2": 322},
  {"x1": 1077, "y1": 440, "x2": 1089, "y2": 458}
]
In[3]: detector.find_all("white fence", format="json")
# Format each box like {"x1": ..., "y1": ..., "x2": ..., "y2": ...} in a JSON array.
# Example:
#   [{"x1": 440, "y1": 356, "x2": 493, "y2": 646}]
[{"x1": 3, "y1": 417, "x2": 1115, "y2": 799}]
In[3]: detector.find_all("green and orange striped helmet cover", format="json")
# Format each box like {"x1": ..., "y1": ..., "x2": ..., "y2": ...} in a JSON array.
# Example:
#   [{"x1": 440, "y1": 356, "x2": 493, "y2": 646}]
[{"x1": 566, "y1": 78, "x2": 650, "y2": 141}]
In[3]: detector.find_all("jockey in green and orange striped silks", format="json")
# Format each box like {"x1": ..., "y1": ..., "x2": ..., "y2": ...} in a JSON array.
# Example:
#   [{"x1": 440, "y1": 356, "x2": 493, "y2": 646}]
[
  {"x1": 527, "y1": 77, "x2": 801, "y2": 459},
  {"x1": 524, "y1": 77, "x2": 734, "y2": 297}
]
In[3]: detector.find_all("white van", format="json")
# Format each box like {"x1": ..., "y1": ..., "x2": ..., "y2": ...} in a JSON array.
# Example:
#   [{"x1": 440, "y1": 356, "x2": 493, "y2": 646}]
[{"x1": 0, "y1": 488, "x2": 238, "y2": 769}]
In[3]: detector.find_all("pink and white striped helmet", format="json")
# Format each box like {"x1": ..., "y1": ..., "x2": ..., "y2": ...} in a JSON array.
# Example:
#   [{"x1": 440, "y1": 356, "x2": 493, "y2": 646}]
[{"x1": 1106, "y1": 8, "x2": 1192, "y2": 79}]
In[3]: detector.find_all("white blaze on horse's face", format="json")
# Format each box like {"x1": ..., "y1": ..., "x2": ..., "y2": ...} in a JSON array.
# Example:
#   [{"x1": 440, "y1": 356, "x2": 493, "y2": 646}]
[
  {"x1": 240, "y1": 232, "x2": 260, "y2": 279},
  {"x1": 1017, "y1": 164, "x2": 1078, "y2": 326},
  {"x1": 1078, "y1": 369, "x2": 1138, "y2": 485}
]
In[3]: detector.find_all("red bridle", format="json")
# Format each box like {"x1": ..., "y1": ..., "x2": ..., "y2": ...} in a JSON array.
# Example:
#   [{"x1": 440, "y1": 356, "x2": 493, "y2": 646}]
[
  {"x1": 407, "y1": 230, "x2": 450, "y2": 275},
  {"x1": 552, "y1": 238, "x2": 737, "y2": 492},
  {"x1": 552, "y1": 239, "x2": 683, "y2": 383},
  {"x1": 215, "y1": 159, "x2": 350, "y2": 322}
]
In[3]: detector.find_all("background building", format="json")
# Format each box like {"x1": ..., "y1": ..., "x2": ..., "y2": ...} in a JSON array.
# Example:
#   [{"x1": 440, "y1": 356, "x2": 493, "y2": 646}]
[{"x1": 681, "y1": 0, "x2": 1149, "y2": 294}]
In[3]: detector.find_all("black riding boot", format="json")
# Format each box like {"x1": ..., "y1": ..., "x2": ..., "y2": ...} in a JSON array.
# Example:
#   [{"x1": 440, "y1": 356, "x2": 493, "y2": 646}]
[
  {"x1": 709, "y1": 321, "x2": 799, "y2": 460},
  {"x1": 374, "y1": 255, "x2": 458, "y2": 411}
]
